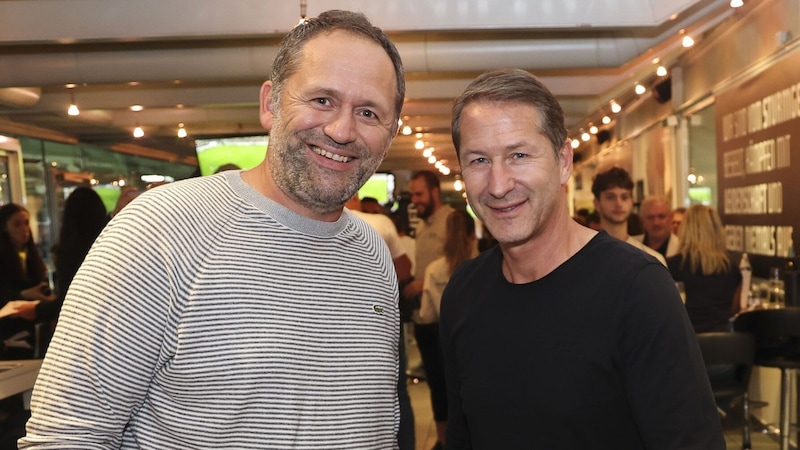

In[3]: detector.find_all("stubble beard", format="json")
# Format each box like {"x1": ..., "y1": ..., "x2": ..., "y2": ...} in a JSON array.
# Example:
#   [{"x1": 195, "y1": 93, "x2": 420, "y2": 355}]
[{"x1": 268, "y1": 119, "x2": 382, "y2": 216}]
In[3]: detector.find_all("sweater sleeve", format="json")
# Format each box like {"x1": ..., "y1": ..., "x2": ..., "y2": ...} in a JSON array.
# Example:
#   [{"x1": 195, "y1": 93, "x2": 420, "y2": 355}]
[{"x1": 20, "y1": 198, "x2": 176, "y2": 449}]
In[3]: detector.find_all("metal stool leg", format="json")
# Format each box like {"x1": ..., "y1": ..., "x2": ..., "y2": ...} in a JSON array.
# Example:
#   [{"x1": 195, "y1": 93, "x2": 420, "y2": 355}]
[
  {"x1": 743, "y1": 391, "x2": 751, "y2": 450},
  {"x1": 779, "y1": 368, "x2": 793, "y2": 450}
]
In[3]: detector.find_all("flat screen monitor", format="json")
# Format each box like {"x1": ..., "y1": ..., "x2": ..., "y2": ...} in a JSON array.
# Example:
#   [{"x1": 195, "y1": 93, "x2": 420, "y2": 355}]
[{"x1": 194, "y1": 136, "x2": 269, "y2": 176}]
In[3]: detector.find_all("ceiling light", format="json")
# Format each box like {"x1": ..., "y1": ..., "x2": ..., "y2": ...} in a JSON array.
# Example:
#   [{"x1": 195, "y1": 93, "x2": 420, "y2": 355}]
[
  {"x1": 401, "y1": 125, "x2": 412, "y2": 135},
  {"x1": 656, "y1": 65, "x2": 668, "y2": 77},
  {"x1": 453, "y1": 179, "x2": 463, "y2": 191},
  {"x1": 414, "y1": 140, "x2": 425, "y2": 150},
  {"x1": 682, "y1": 36, "x2": 695, "y2": 48},
  {"x1": 130, "y1": 105, "x2": 144, "y2": 112},
  {"x1": 422, "y1": 148, "x2": 434, "y2": 158},
  {"x1": 133, "y1": 126, "x2": 144, "y2": 138},
  {"x1": 440, "y1": 167, "x2": 451, "y2": 176},
  {"x1": 589, "y1": 125, "x2": 598, "y2": 134},
  {"x1": 571, "y1": 139, "x2": 580, "y2": 149},
  {"x1": 602, "y1": 115, "x2": 612, "y2": 125},
  {"x1": 434, "y1": 161, "x2": 443, "y2": 169},
  {"x1": 177, "y1": 123, "x2": 187, "y2": 138},
  {"x1": 427, "y1": 155, "x2": 437, "y2": 164},
  {"x1": 581, "y1": 132, "x2": 591, "y2": 142},
  {"x1": 610, "y1": 101, "x2": 622, "y2": 114},
  {"x1": 730, "y1": 0, "x2": 743, "y2": 7},
  {"x1": 415, "y1": 132, "x2": 423, "y2": 139},
  {"x1": 67, "y1": 88, "x2": 79, "y2": 116},
  {"x1": 634, "y1": 83, "x2": 646, "y2": 95}
]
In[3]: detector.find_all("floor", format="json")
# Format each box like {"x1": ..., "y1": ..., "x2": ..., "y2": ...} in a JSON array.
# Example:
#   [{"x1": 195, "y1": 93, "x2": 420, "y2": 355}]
[{"x1": 405, "y1": 332, "x2": 786, "y2": 450}]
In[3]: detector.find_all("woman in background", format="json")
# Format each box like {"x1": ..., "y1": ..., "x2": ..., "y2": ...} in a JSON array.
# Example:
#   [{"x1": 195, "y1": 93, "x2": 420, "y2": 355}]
[
  {"x1": 667, "y1": 204, "x2": 741, "y2": 333},
  {"x1": 0, "y1": 203, "x2": 54, "y2": 359},
  {"x1": 416, "y1": 209, "x2": 477, "y2": 450},
  {"x1": 16, "y1": 187, "x2": 109, "y2": 352}
]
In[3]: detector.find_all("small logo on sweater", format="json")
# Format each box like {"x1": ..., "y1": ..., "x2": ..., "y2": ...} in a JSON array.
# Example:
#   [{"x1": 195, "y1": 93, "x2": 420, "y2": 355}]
[{"x1": 372, "y1": 305, "x2": 385, "y2": 315}]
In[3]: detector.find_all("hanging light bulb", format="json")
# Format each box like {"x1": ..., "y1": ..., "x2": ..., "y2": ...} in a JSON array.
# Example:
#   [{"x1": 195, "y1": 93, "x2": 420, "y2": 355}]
[
  {"x1": 67, "y1": 88, "x2": 80, "y2": 116},
  {"x1": 634, "y1": 83, "x2": 646, "y2": 95},
  {"x1": 422, "y1": 148, "x2": 434, "y2": 158},
  {"x1": 415, "y1": 139, "x2": 425, "y2": 150},
  {"x1": 427, "y1": 155, "x2": 437, "y2": 164},
  {"x1": 589, "y1": 124, "x2": 598, "y2": 134},
  {"x1": 581, "y1": 131, "x2": 591, "y2": 142},
  {"x1": 602, "y1": 115, "x2": 612, "y2": 125},
  {"x1": 177, "y1": 123, "x2": 187, "y2": 138},
  {"x1": 453, "y1": 178, "x2": 463, "y2": 191},
  {"x1": 682, "y1": 35, "x2": 695, "y2": 48},
  {"x1": 571, "y1": 139, "x2": 580, "y2": 149},
  {"x1": 401, "y1": 125, "x2": 412, "y2": 135},
  {"x1": 610, "y1": 101, "x2": 622, "y2": 114},
  {"x1": 133, "y1": 125, "x2": 144, "y2": 138},
  {"x1": 656, "y1": 65, "x2": 668, "y2": 77},
  {"x1": 730, "y1": 0, "x2": 743, "y2": 7}
]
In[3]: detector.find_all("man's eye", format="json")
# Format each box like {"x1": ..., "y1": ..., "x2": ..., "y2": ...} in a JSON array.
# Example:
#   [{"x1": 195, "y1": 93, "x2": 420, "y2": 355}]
[
  {"x1": 313, "y1": 98, "x2": 330, "y2": 106},
  {"x1": 359, "y1": 109, "x2": 379, "y2": 121}
]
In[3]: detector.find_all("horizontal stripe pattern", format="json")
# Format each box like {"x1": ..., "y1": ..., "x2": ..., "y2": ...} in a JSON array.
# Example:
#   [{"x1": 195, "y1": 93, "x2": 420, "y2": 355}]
[{"x1": 20, "y1": 171, "x2": 400, "y2": 450}]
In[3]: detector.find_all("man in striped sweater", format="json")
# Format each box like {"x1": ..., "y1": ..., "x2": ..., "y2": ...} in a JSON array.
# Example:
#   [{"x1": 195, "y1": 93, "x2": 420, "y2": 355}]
[{"x1": 20, "y1": 9, "x2": 406, "y2": 450}]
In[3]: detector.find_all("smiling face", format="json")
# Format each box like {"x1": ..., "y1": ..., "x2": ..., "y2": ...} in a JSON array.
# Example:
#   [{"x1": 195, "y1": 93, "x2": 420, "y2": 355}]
[
  {"x1": 263, "y1": 30, "x2": 398, "y2": 220},
  {"x1": 458, "y1": 100, "x2": 571, "y2": 246}
]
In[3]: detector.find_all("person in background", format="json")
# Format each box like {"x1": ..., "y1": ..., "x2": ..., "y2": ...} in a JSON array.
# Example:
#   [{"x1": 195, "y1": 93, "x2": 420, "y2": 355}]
[
  {"x1": 345, "y1": 194, "x2": 415, "y2": 449},
  {"x1": 416, "y1": 209, "x2": 477, "y2": 450},
  {"x1": 667, "y1": 204, "x2": 741, "y2": 333},
  {"x1": 441, "y1": 68, "x2": 723, "y2": 449},
  {"x1": 0, "y1": 203, "x2": 56, "y2": 450},
  {"x1": 403, "y1": 169, "x2": 454, "y2": 450},
  {"x1": 20, "y1": 9, "x2": 406, "y2": 449},
  {"x1": 0, "y1": 203, "x2": 55, "y2": 360},
  {"x1": 591, "y1": 167, "x2": 667, "y2": 266},
  {"x1": 419, "y1": 210, "x2": 477, "y2": 324},
  {"x1": 391, "y1": 210, "x2": 416, "y2": 276},
  {"x1": 635, "y1": 195, "x2": 681, "y2": 259},
  {"x1": 672, "y1": 206, "x2": 687, "y2": 235},
  {"x1": 15, "y1": 187, "x2": 110, "y2": 353},
  {"x1": 360, "y1": 196, "x2": 383, "y2": 214}
]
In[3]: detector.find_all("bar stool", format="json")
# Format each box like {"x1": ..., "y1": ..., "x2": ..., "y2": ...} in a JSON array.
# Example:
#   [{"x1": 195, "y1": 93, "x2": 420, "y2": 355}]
[
  {"x1": 696, "y1": 332, "x2": 755, "y2": 450},
  {"x1": 733, "y1": 307, "x2": 800, "y2": 450}
]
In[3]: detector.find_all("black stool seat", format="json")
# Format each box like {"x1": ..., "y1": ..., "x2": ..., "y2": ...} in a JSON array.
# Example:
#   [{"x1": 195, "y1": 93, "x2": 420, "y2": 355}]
[
  {"x1": 734, "y1": 307, "x2": 800, "y2": 450},
  {"x1": 696, "y1": 331, "x2": 755, "y2": 450}
]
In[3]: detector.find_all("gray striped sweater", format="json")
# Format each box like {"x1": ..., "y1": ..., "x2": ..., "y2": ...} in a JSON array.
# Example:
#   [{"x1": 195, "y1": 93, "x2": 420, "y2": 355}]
[{"x1": 20, "y1": 171, "x2": 400, "y2": 449}]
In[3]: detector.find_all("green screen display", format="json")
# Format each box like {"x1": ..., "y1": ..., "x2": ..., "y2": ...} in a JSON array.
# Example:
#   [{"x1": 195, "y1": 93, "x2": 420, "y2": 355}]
[{"x1": 195, "y1": 136, "x2": 269, "y2": 176}]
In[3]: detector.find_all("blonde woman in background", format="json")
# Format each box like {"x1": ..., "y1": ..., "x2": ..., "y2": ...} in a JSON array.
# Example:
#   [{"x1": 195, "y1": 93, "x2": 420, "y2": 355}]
[
  {"x1": 416, "y1": 209, "x2": 478, "y2": 450},
  {"x1": 667, "y1": 204, "x2": 742, "y2": 333}
]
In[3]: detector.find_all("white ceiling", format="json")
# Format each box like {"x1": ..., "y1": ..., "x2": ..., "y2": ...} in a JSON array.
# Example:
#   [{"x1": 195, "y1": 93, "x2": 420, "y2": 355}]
[{"x1": 0, "y1": 0, "x2": 734, "y2": 176}]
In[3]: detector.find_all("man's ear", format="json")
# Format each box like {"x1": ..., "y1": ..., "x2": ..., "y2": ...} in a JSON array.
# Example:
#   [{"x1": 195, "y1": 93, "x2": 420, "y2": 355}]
[
  {"x1": 259, "y1": 81, "x2": 275, "y2": 131},
  {"x1": 558, "y1": 140, "x2": 573, "y2": 186}
]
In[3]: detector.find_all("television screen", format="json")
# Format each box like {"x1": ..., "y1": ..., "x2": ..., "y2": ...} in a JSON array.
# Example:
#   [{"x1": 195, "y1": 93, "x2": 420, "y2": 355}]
[
  {"x1": 359, "y1": 172, "x2": 395, "y2": 206},
  {"x1": 194, "y1": 136, "x2": 269, "y2": 176}
]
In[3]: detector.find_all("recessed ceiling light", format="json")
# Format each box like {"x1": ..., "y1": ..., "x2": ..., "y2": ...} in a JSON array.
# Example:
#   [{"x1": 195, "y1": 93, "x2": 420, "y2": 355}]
[{"x1": 130, "y1": 105, "x2": 144, "y2": 112}]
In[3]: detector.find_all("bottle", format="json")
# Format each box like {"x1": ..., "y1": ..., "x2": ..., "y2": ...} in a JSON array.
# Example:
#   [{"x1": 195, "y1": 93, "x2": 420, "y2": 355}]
[
  {"x1": 739, "y1": 253, "x2": 752, "y2": 310},
  {"x1": 784, "y1": 246, "x2": 799, "y2": 307}
]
